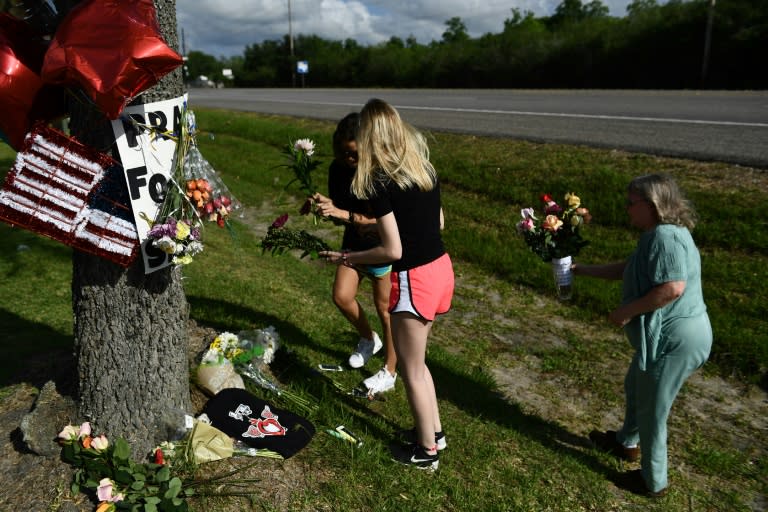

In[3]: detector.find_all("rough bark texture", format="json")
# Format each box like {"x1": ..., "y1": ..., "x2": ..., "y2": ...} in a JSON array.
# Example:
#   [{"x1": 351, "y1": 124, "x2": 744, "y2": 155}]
[{"x1": 69, "y1": 0, "x2": 190, "y2": 460}]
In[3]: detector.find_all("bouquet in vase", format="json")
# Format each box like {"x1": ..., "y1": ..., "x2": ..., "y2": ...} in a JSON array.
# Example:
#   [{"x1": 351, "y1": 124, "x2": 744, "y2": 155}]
[{"x1": 517, "y1": 192, "x2": 591, "y2": 299}]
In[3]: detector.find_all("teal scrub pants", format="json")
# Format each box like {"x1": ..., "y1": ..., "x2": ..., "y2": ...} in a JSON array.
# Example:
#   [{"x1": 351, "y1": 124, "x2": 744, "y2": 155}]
[{"x1": 617, "y1": 312, "x2": 712, "y2": 492}]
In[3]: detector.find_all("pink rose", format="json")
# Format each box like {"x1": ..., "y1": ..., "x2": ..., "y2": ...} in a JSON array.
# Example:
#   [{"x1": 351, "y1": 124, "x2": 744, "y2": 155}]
[
  {"x1": 91, "y1": 434, "x2": 109, "y2": 451},
  {"x1": 78, "y1": 422, "x2": 92, "y2": 438},
  {"x1": 97, "y1": 478, "x2": 124, "y2": 503},
  {"x1": 576, "y1": 207, "x2": 592, "y2": 224},
  {"x1": 57, "y1": 425, "x2": 78, "y2": 441},
  {"x1": 516, "y1": 217, "x2": 535, "y2": 233}
]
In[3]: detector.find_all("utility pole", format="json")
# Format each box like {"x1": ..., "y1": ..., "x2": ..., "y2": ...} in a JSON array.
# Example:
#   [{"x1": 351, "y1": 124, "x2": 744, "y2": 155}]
[
  {"x1": 701, "y1": 0, "x2": 716, "y2": 88},
  {"x1": 288, "y1": 0, "x2": 295, "y2": 87}
]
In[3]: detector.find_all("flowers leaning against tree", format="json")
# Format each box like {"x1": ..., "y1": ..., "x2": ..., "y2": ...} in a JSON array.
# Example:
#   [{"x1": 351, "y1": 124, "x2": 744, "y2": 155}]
[{"x1": 517, "y1": 192, "x2": 592, "y2": 262}]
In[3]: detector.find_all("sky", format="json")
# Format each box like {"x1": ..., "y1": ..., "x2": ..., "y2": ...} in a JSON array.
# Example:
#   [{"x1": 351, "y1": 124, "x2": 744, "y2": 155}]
[{"x1": 175, "y1": 0, "x2": 657, "y2": 59}]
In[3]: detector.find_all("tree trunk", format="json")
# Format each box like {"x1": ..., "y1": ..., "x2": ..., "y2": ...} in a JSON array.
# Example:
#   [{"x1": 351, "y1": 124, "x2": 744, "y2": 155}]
[{"x1": 70, "y1": 0, "x2": 190, "y2": 460}]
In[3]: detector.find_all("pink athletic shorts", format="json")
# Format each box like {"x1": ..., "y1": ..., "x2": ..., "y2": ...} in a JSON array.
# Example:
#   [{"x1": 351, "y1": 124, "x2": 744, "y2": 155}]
[{"x1": 389, "y1": 253, "x2": 454, "y2": 321}]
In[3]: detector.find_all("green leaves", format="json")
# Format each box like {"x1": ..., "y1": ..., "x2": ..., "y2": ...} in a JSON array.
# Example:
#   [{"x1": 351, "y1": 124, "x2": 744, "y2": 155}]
[
  {"x1": 59, "y1": 434, "x2": 194, "y2": 512},
  {"x1": 260, "y1": 224, "x2": 332, "y2": 259}
]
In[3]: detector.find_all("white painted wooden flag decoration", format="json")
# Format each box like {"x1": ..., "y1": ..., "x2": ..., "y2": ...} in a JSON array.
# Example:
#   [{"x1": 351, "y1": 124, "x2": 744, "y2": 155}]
[{"x1": 0, "y1": 124, "x2": 139, "y2": 266}]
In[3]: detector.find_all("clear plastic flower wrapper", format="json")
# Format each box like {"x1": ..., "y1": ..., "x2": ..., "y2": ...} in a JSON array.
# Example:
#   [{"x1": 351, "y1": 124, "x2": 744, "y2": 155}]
[
  {"x1": 197, "y1": 329, "x2": 316, "y2": 415},
  {"x1": 184, "y1": 144, "x2": 242, "y2": 228},
  {"x1": 196, "y1": 357, "x2": 245, "y2": 396}
]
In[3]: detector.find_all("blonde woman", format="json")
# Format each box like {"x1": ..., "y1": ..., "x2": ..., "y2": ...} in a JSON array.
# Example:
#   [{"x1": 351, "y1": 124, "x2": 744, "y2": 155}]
[
  {"x1": 573, "y1": 174, "x2": 712, "y2": 496},
  {"x1": 321, "y1": 99, "x2": 454, "y2": 471}
]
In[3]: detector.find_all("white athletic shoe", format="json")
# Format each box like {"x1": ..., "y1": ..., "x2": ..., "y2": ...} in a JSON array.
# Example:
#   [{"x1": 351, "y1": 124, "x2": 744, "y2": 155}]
[
  {"x1": 348, "y1": 332, "x2": 383, "y2": 368},
  {"x1": 363, "y1": 367, "x2": 397, "y2": 395}
]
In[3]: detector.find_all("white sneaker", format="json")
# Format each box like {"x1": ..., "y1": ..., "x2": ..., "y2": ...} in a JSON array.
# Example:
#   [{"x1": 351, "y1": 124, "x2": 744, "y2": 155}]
[
  {"x1": 348, "y1": 332, "x2": 383, "y2": 368},
  {"x1": 363, "y1": 367, "x2": 397, "y2": 395}
]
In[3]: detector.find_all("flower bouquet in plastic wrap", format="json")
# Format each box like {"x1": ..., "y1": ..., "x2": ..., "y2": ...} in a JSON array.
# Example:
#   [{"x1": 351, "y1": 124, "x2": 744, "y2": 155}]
[
  {"x1": 197, "y1": 328, "x2": 315, "y2": 415},
  {"x1": 183, "y1": 136, "x2": 242, "y2": 229}
]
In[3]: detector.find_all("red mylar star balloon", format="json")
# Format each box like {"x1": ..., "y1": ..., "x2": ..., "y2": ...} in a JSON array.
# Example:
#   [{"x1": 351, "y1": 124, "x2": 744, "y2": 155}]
[
  {"x1": 0, "y1": 14, "x2": 66, "y2": 150},
  {"x1": 41, "y1": 0, "x2": 183, "y2": 120}
]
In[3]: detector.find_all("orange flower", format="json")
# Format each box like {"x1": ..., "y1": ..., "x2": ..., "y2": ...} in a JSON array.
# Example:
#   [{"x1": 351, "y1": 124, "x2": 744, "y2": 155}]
[
  {"x1": 82, "y1": 436, "x2": 93, "y2": 449},
  {"x1": 96, "y1": 502, "x2": 114, "y2": 512}
]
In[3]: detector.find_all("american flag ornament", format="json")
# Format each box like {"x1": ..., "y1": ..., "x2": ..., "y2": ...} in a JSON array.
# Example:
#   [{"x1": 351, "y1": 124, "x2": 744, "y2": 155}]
[{"x1": 0, "y1": 124, "x2": 139, "y2": 266}]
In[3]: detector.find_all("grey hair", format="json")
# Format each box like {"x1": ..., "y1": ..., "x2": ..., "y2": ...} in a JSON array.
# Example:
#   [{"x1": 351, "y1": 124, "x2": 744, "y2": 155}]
[{"x1": 628, "y1": 174, "x2": 697, "y2": 230}]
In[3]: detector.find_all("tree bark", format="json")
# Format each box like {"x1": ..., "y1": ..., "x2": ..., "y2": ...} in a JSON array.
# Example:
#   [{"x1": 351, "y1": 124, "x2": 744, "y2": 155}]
[{"x1": 70, "y1": 0, "x2": 190, "y2": 460}]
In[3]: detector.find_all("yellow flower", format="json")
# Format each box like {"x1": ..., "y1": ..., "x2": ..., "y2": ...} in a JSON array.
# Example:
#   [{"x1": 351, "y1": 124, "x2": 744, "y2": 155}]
[
  {"x1": 173, "y1": 254, "x2": 193, "y2": 265},
  {"x1": 565, "y1": 192, "x2": 580, "y2": 208},
  {"x1": 96, "y1": 503, "x2": 115, "y2": 512},
  {"x1": 176, "y1": 221, "x2": 191, "y2": 240}
]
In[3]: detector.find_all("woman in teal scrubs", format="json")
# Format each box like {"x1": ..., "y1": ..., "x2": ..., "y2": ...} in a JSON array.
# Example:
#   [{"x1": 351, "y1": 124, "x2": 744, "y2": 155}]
[{"x1": 573, "y1": 174, "x2": 712, "y2": 496}]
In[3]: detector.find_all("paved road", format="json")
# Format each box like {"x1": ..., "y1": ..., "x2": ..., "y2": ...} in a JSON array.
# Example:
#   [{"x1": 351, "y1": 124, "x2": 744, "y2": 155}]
[{"x1": 189, "y1": 88, "x2": 768, "y2": 168}]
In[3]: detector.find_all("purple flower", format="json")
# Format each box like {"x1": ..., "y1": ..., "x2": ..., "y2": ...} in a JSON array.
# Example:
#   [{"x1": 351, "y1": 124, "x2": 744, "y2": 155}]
[
  {"x1": 271, "y1": 214, "x2": 289, "y2": 229},
  {"x1": 148, "y1": 218, "x2": 177, "y2": 239}
]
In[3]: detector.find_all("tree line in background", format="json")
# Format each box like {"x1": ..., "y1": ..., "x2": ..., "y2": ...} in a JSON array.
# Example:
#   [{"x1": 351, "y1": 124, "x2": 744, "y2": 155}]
[{"x1": 187, "y1": 0, "x2": 766, "y2": 90}]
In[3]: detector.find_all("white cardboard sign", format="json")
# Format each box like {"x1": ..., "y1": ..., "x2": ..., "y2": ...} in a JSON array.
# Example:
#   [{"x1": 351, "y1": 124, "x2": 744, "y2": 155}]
[{"x1": 111, "y1": 94, "x2": 187, "y2": 273}]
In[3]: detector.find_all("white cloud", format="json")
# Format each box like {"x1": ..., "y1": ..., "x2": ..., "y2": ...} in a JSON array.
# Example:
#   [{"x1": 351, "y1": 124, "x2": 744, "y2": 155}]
[{"x1": 176, "y1": 0, "x2": 661, "y2": 57}]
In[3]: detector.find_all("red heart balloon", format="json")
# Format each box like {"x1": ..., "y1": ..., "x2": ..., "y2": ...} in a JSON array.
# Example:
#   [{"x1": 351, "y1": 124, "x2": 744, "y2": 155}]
[
  {"x1": 41, "y1": 0, "x2": 183, "y2": 120},
  {"x1": 0, "y1": 14, "x2": 65, "y2": 150}
]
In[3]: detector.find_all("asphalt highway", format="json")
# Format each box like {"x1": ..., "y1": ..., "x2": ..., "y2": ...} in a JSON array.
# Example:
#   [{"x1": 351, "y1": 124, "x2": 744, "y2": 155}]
[{"x1": 189, "y1": 88, "x2": 768, "y2": 168}]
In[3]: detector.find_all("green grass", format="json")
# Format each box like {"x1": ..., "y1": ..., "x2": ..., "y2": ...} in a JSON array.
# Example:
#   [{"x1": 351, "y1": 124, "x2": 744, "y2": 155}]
[{"x1": 0, "y1": 110, "x2": 766, "y2": 511}]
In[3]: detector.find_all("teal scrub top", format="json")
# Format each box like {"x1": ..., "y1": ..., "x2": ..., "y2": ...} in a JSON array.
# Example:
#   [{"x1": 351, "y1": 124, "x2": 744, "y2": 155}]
[{"x1": 622, "y1": 224, "x2": 707, "y2": 370}]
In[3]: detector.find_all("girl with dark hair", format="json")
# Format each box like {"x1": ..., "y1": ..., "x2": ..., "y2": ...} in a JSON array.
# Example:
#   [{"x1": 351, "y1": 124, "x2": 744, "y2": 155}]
[{"x1": 312, "y1": 113, "x2": 397, "y2": 396}]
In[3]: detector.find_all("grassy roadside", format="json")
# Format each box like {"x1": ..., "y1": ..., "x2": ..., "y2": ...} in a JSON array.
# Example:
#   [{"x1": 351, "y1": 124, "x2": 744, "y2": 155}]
[{"x1": 0, "y1": 110, "x2": 765, "y2": 511}]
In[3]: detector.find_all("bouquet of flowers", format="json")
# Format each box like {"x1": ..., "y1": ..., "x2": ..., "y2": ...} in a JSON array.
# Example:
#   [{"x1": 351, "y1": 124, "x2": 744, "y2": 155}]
[
  {"x1": 183, "y1": 144, "x2": 241, "y2": 229},
  {"x1": 58, "y1": 421, "x2": 269, "y2": 512},
  {"x1": 146, "y1": 217, "x2": 203, "y2": 266},
  {"x1": 138, "y1": 105, "x2": 240, "y2": 267},
  {"x1": 260, "y1": 213, "x2": 331, "y2": 259},
  {"x1": 516, "y1": 192, "x2": 591, "y2": 262},
  {"x1": 282, "y1": 138, "x2": 320, "y2": 196},
  {"x1": 198, "y1": 328, "x2": 315, "y2": 415}
]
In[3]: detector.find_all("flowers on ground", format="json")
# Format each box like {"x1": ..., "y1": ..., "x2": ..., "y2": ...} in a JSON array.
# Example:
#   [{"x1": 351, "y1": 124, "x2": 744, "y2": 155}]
[
  {"x1": 58, "y1": 422, "x2": 193, "y2": 511},
  {"x1": 59, "y1": 421, "x2": 269, "y2": 511},
  {"x1": 517, "y1": 192, "x2": 591, "y2": 261},
  {"x1": 199, "y1": 327, "x2": 315, "y2": 415}
]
